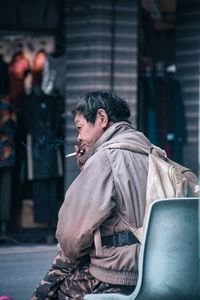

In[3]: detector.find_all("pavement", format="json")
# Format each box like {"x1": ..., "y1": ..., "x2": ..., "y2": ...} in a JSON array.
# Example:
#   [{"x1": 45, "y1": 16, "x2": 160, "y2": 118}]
[{"x1": 0, "y1": 244, "x2": 57, "y2": 300}]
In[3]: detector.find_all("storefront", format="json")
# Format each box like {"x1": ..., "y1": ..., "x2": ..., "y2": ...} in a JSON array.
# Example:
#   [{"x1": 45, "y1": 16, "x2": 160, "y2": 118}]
[{"x1": 0, "y1": 0, "x2": 199, "y2": 243}]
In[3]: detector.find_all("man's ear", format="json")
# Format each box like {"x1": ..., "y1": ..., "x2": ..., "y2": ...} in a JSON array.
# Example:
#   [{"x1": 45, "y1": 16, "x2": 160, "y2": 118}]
[{"x1": 96, "y1": 109, "x2": 109, "y2": 129}]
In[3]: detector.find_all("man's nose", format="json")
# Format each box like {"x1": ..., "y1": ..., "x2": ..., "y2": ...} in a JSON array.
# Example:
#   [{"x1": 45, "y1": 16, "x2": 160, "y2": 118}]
[{"x1": 77, "y1": 134, "x2": 82, "y2": 142}]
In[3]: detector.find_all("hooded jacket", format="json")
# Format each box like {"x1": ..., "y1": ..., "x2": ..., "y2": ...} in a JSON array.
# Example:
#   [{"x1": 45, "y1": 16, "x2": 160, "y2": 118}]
[{"x1": 56, "y1": 121, "x2": 151, "y2": 286}]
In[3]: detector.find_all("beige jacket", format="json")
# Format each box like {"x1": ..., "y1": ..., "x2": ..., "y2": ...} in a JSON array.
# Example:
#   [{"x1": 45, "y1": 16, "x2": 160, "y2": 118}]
[{"x1": 56, "y1": 122, "x2": 151, "y2": 286}]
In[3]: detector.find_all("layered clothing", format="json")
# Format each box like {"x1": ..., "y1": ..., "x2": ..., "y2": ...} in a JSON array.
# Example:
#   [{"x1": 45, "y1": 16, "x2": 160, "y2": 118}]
[{"x1": 56, "y1": 121, "x2": 150, "y2": 286}]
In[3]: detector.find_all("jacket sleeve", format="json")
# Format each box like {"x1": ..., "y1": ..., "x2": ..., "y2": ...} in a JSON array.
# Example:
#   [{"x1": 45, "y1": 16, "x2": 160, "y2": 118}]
[{"x1": 56, "y1": 150, "x2": 116, "y2": 262}]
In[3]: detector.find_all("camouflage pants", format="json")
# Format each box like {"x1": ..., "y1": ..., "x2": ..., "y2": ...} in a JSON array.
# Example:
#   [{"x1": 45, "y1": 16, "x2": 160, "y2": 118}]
[{"x1": 31, "y1": 248, "x2": 135, "y2": 300}]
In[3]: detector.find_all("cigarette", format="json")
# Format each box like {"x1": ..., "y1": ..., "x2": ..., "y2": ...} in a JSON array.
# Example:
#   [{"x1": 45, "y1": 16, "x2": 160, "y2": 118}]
[
  {"x1": 65, "y1": 149, "x2": 85, "y2": 158},
  {"x1": 65, "y1": 152, "x2": 76, "y2": 158}
]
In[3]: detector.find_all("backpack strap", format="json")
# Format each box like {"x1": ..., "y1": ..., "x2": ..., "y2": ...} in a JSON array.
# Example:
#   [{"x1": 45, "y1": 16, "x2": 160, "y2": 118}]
[
  {"x1": 103, "y1": 142, "x2": 148, "y2": 155},
  {"x1": 103, "y1": 142, "x2": 151, "y2": 243},
  {"x1": 103, "y1": 142, "x2": 168, "y2": 159}
]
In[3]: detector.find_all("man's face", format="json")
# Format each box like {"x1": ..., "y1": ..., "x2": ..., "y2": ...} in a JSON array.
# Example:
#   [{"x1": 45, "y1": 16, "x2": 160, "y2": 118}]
[{"x1": 74, "y1": 112, "x2": 106, "y2": 152}]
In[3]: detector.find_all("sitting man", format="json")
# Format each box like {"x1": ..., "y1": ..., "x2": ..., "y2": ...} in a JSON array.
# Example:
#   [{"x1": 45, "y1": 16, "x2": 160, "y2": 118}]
[{"x1": 31, "y1": 91, "x2": 151, "y2": 299}]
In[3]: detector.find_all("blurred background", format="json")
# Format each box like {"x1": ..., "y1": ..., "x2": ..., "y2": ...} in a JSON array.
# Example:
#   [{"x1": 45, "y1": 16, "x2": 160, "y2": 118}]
[{"x1": 0, "y1": 0, "x2": 199, "y2": 244}]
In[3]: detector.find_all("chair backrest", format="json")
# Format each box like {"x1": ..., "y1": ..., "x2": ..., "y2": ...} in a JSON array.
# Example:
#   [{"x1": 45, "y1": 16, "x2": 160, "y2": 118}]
[
  {"x1": 84, "y1": 198, "x2": 199, "y2": 300},
  {"x1": 135, "y1": 197, "x2": 199, "y2": 300}
]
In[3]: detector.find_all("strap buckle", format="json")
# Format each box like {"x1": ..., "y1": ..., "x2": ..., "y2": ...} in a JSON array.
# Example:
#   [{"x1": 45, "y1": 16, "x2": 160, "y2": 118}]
[{"x1": 113, "y1": 232, "x2": 131, "y2": 247}]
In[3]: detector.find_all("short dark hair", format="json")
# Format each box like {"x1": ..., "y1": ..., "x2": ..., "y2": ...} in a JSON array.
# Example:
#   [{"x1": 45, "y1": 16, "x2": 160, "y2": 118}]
[{"x1": 72, "y1": 91, "x2": 131, "y2": 124}]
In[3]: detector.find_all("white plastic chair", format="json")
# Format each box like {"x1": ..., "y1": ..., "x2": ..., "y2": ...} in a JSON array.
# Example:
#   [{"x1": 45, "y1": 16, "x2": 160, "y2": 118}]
[{"x1": 84, "y1": 198, "x2": 199, "y2": 300}]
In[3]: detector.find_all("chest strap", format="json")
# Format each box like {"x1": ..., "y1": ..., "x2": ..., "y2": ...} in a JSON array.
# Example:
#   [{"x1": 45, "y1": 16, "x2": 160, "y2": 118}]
[{"x1": 101, "y1": 231, "x2": 139, "y2": 247}]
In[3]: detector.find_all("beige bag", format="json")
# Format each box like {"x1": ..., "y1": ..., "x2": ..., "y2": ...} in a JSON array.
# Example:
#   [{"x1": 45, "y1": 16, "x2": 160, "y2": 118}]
[{"x1": 104, "y1": 143, "x2": 199, "y2": 242}]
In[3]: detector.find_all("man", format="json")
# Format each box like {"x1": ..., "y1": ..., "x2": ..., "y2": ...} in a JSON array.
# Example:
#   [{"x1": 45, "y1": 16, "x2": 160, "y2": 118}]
[{"x1": 31, "y1": 91, "x2": 151, "y2": 299}]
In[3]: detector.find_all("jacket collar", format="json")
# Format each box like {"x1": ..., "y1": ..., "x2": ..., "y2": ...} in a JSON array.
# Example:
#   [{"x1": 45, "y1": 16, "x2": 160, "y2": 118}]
[{"x1": 79, "y1": 121, "x2": 151, "y2": 165}]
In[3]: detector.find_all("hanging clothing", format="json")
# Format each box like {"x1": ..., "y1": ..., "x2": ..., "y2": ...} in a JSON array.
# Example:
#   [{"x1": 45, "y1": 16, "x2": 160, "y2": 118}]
[
  {"x1": 0, "y1": 55, "x2": 9, "y2": 95},
  {"x1": 32, "y1": 178, "x2": 58, "y2": 224},
  {"x1": 21, "y1": 87, "x2": 64, "y2": 180},
  {"x1": 8, "y1": 51, "x2": 30, "y2": 110},
  {"x1": 139, "y1": 73, "x2": 186, "y2": 163},
  {"x1": 0, "y1": 94, "x2": 16, "y2": 223},
  {"x1": 41, "y1": 53, "x2": 67, "y2": 97},
  {"x1": 0, "y1": 167, "x2": 12, "y2": 222},
  {"x1": 21, "y1": 87, "x2": 64, "y2": 224},
  {"x1": 156, "y1": 75, "x2": 187, "y2": 163},
  {"x1": 32, "y1": 49, "x2": 46, "y2": 86},
  {"x1": 0, "y1": 95, "x2": 17, "y2": 168},
  {"x1": 139, "y1": 75, "x2": 159, "y2": 145}
]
